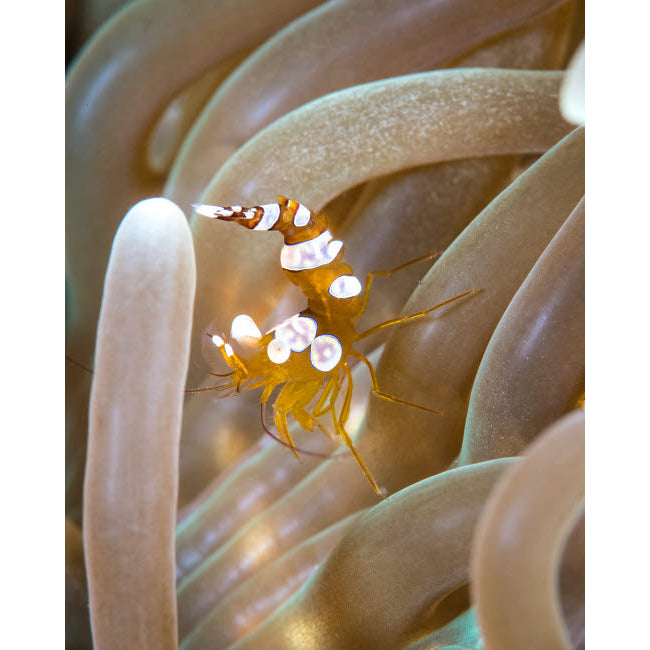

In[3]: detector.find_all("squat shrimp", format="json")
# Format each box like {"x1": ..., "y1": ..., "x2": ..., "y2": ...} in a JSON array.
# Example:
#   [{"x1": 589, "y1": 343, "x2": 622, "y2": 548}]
[{"x1": 192, "y1": 196, "x2": 477, "y2": 495}]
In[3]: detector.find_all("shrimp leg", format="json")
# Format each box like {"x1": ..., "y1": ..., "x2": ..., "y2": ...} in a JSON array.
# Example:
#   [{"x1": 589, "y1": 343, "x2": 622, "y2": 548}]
[
  {"x1": 272, "y1": 383, "x2": 304, "y2": 460},
  {"x1": 290, "y1": 380, "x2": 323, "y2": 433},
  {"x1": 312, "y1": 374, "x2": 338, "y2": 417},
  {"x1": 355, "y1": 289, "x2": 479, "y2": 340},
  {"x1": 348, "y1": 349, "x2": 444, "y2": 416},
  {"x1": 357, "y1": 252, "x2": 441, "y2": 317},
  {"x1": 329, "y1": 394, "x2": 381, "y2": 496}
]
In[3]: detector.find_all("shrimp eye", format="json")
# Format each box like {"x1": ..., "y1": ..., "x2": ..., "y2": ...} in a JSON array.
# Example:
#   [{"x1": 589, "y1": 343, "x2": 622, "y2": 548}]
[{"x1": 267, "y1": 338, "x2": 291, "y2": 364}]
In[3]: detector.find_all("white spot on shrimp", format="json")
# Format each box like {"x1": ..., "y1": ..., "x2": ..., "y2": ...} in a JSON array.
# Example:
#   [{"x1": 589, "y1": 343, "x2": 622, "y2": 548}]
[
  {"x1": 224, "y1": 343, "x2": 234, "y2": 357},
  {"x1": 293, "y1": 204, "x2": 311, "y2": 227},
  {"x1": 211, "y1": 334, "x2": 225, "y2": 347},
  {"x1": 267, "y1": 338, "x2": 290, "y2": 364},
  {"x1": 280, "y1": 230, "x2": 343, "y2": 270},
  {"x1": 193, "y1": 204, "x2": 232, "y2": 218},
  {"x1": 230, "y1": 314, "x2": 262, "y2": 346},
  {"x1": 328, "y1": 275, "x2": 362, "y2": 299},
  {"x1": 243, "y1": 209, "x2": 257, "y2": 219},
  {"x1": 310, "y1": 335, "x2": 343, "y2": 372},
  {"x1": 326, "y1": 239, "x2": 343, "y2": 259},
  {"x1": 273, "y1": 314, "x2": 318, "y2": 353},
  {"x1": 253, "y1": 204, "x2": 281, "y2": 231},
  {"x1": 231, "y1": 205, "x2": 242, "y2": 212}
]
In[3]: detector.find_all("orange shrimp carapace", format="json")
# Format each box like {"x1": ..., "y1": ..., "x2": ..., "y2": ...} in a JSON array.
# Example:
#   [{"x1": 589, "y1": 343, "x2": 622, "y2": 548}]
[{"x1": 193, "y1": 196, "x2": 476, "y2": 495}]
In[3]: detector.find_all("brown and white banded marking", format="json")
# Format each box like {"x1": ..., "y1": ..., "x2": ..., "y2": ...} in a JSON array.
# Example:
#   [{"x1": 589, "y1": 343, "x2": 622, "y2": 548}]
[
  {"x1": 192, "y1": 202, "x2": 280, "y2": 231},
  {"x1": 195, "y1": 196, "x2": 363, "y2": 317},
  {"x1": 253, "y1": 204, "x2": 280, "y2": 231},
  {"x1": 293, "y1": 203, "x2": 311, "y2": 227}
]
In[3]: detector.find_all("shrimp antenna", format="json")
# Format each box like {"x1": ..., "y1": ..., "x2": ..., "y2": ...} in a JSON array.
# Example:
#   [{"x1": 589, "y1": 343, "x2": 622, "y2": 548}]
[
  {"x1": 66, "y1": 354, "x2": 94, "y2": 375},
  {"x1": 185, "y1": 382, "x2": 235, "y2": 395},
  {"x1": 259, "y1": 404, "x2": 342, "y2": 460},
  {"x1": 189, "y1": 357, "x2": 234, "y2": 378},
  {"x1": 66, "y1": 354, "x2": 235, "y2": 396},
  {"x1": 207, "y1": 370, "x2": 235, "y2": 378}
]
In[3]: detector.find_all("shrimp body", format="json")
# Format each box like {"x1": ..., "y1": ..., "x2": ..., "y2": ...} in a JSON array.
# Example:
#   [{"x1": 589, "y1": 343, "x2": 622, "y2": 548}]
[{"x1": 194, "y1": 197, "x2": 477, "y2": 494}]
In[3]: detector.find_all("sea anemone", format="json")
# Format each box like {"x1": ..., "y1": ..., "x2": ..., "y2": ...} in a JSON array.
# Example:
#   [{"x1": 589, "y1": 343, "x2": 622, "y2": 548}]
[{"x1": 66, "y1": 1, "x2": 585, "y2": 647}]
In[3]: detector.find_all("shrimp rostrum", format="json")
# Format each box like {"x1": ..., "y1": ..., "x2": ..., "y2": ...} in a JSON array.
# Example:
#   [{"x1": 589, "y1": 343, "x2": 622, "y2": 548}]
[{"x1": 193, "y1": 197, "x2": 476, "y2": 495}]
